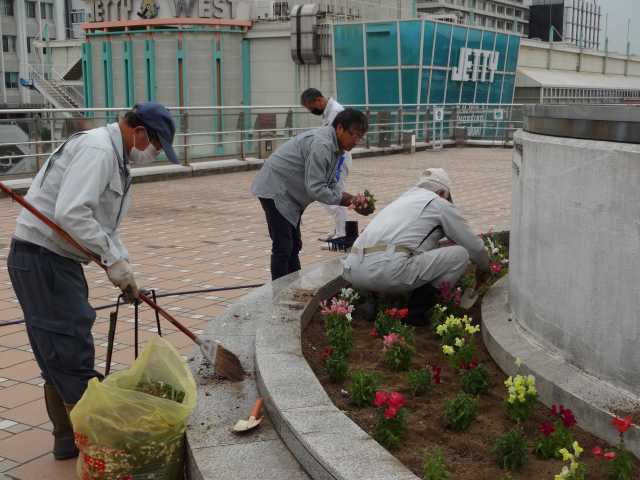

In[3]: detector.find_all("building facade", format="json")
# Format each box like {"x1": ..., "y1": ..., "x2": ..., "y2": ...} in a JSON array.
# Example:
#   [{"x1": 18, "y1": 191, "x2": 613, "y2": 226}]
[
  {"x1": 416, "y1": 0, "x2": 529, "y2": 37},
  {"x1": 528, "y1": 0, "x2": 600, "y2": 49}
]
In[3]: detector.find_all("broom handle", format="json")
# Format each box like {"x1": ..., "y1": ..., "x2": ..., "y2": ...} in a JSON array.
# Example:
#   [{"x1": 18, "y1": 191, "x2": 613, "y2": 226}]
[{"x1": 0, "y1": 181, "x2": 198, "y2": 343}]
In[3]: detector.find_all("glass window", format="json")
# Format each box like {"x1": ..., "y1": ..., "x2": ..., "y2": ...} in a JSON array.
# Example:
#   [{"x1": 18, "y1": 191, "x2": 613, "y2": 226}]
[
  {"x1": 26, "y1": 1, "x2": 36, "y2": 17},
  {"x1": 515, "y1": 10, "x2": 522, "y2": 18},
  {"x1": 506, "y1": 8, "x2": 513, "y2": 16},
  {"x1": 497, "y1": 20, "x2": 504, "y2": 29},
  {"x1": 366, "y1": 23, "x2": 398, "y2": 67},
  {"x1": 27, "y1": 36, "x2": 33, "y2": 54},
  {"x1": 497, "y1": 6, "x2": 504, "y2": 14},
  {"x1": 2, "y1": 34, "x2": 16, "y2": 53},
  {"x1": 1, "y1": 0, "x2": 13, "y2": 16},
  {"x1": 48, "y1": 3, "x2": 54, "y2": 19},
  {"x1": 4, "y1": 71, "x2": 18, "y2": 89},
  {"x1": 367, "y1": 70, "x2": 399, "y2": 105},
  {"x1": 334, "y1": 24, "x2": 364, "y2": 68},
  {"x1": 336, "y1": 70, "x2": 366, "y2": 106},
  {"x1": 71, "y1": 9, "x2": 86, "y2": 23}
]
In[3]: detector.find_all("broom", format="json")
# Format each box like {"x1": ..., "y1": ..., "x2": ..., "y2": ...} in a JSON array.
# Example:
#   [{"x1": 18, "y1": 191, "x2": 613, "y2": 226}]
[{"x1": 0, "y1": 181, "x2": 245, "y2": 382}]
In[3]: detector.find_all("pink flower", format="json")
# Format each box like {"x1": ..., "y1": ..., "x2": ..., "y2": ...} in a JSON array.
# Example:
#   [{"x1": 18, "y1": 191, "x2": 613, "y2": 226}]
[
  {"x1": 373, "y1": 391, "x2": 389, "y2": 408},
  {"x1": 539, "y1": 421, "x2": 555, "y2": 437},
  {"x1": 388, "y1": 392, "x2": 406, "y2": 409},
  {"x1": 397, "y1": 308, "x2": 409, "y2": 319},
  {"x1": 383, "y1": 333, "x2": 400, "y2": 352},
  {"x1": 384, "y1": 406, "x2": 398, "y2": 419},
  {"x1": 604, "y1": 451, "x2": 617, "y2": 460},
  {"x1": 489, "y1": 261, "x2": 502, "y2": 274},
  {"x1": 612, "y1": 416, "x2": 633, "y2": 434},
  {"x1": 592, "y1": 446, "x2": 603, "y2": 457}
]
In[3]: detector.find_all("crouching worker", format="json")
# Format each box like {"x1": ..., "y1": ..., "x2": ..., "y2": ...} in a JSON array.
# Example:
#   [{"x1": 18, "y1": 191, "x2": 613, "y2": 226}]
[
  {"x1": 342, "y1": 168, "x2": 490, "y2": 326},
  {"x1": 6, "y1": 102, "x2": 178, "y2": 460}
]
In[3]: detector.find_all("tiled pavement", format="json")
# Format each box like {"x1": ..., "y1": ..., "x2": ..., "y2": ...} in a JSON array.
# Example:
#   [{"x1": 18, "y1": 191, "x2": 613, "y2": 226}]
[{"x1": 0, "y1": 148, "x2": 512, "y2": 479}]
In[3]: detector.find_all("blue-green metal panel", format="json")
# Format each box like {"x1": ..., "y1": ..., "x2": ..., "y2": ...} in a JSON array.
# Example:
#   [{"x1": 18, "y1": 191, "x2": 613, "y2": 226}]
[
  {"x1": 400, "y1": 21, "x2": 421, "y2": 65},
  {"x1": 475, "y1": 81, "x2": 490, "y2": 104},
  {"x1": 433, "y1": 23, "x2": 452, "y2": 67},
  {"x1": 336, "y1": 70, "x2": 365, "y2": 106},
  {"x1": 334, "y1": 24, "x2": 364, "y2": 68},
  {"x1": 460, "y1": 28, "x2": 481, "y2": 103},
  {"x1": 446, "y1": 74, "x2": 461, "y2": 104},
  {"x1": 494, "y1": 34, "x2": 508, "y2": 71},
  {"x1": 101, "y1": 41, "x2": 114, "y2": 119},
  {"x1": 144, "y1": 39, "x2": 156, "y2": 101},
  {"x1": 367, "y1": 70, "x2": 399, "y2": 104},
  {"x1": 123, "y1": 40, "x2": 134, "y2": 107},
  {"x1": 506, "y1": 35, "x2": 520, "y2": 72},
  {"x1": 481, "y1": 31, "x2": 495, "y2": 50},
  {"x1": 489, "y1": 74, "x2": 503, "y2": 103},
  {"x1": 501, "y1": 75, "x2": 515, "y2": 103},
  {"x1": 422, "y1": 21, "x2": 436, "y2": 66},
  {"x1": 450, "y1": 26, "x2": 466, "y2": 66},
  {"x1": 429, "y1": 70, "x2": 446, "y2": 104},
  {"x1": 419, "y1": 69, "x2": 430, "y2": 104},
  {"x1": 366, "y1": 23, "x2": 397, "y2": 67},
  {"x1": 401, "y1": 69, "x2": 419, "y2": 105},
  {"x1": 81, "y1": 42, "x2": 93, "y2": 112}
]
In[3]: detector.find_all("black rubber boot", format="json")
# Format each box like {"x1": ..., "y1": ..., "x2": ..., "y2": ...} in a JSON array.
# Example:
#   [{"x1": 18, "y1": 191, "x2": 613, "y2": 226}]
[
  {"x1": 44, "y1": 384, "x2": 79, "y2": 460},
  {"x1": 406, "y1": 284, "x2": 440, "y2": 327}
]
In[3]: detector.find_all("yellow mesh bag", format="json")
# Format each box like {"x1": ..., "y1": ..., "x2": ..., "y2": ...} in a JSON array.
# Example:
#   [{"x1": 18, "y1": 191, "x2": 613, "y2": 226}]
[{"x1": 70, "y1": 336, "x2": 197, "y2": 480}]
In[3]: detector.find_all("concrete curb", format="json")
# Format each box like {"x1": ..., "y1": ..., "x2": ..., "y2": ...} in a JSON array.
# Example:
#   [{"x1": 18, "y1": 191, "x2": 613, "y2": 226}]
[
  {"x1": 482, "y1": 276, "x2": 640, "y2": 457},
  {"x1": 254, "y1": 259, "x2": 420, "y2": 480}
]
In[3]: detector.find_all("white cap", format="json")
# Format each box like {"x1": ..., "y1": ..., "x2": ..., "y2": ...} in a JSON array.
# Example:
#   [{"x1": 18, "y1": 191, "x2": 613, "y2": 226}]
[{"x1": 417, "y1": 168, "x2": 452, "y2": 196}]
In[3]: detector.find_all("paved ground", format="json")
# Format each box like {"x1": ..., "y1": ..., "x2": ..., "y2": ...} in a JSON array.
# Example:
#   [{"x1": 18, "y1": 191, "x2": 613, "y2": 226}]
[{"x1": 0, "y1": 147, "x2": 511, "y2": 479}]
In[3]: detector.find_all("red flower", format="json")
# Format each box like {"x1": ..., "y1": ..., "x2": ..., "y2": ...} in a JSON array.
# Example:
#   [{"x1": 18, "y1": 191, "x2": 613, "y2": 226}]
[
  {"x1": 612, "y1": 416, "x2": 633, "y2": 434},
  {"x1": 592, "y1": 446, "x2": 603, "y2": 457},
  {"x1": 373, "y1": 391, "x2": 389, "y2": 408},
  {"x1": 397, "y1": 308, "x2": 409, "y2": 319},
  {"x1": 385, "y1": 308, "x2": 398, "y2": 317},
  {"x1": 432, "y1": 366, "x2": 442, "y2": 384},
  {"x1": 384, "y1": 406, "x2": 398, "y2": 419},
  {"x1": 561, "y1": 409, "x2": 577, "y2": 428},
  {"x1": 460, "y1": 359, "x2": 479, "y2": 370},
  {"x1": 489, "y1": 261, "x2": 503, "y2": 274},
  {"x1": 551, "y1": 404, "x2": 559, "y2": 417},
  {"x1": 539, "y1": 421, "x2": 555, "y2": 437},
  {"x1": 320, "y1": 346, "x2": 333, "y2": 360},
  {"x1": 388, "y1": 392, "x2": 406, "y2": 409},
  {"x1": 369, "y1": 328, "x2": 379, "y2": 338},
  {"x1": 604, "y1": 451, "x2": 617, "y2": 460}
]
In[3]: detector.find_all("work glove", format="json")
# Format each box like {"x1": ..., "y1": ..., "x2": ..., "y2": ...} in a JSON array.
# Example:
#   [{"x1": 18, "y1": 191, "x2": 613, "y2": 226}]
[{"x1": 107, "y1": 260, "x2": 139, "y2": 304}]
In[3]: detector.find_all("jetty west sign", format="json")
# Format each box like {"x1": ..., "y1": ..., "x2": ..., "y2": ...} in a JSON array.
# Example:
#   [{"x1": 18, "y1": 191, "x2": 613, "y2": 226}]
[
  {"x1": 90, "y1": 0, "x2": 235, "y2": 22},
  {"x1": 451, "y1": 48, "x2": 500, "y2": 83}
]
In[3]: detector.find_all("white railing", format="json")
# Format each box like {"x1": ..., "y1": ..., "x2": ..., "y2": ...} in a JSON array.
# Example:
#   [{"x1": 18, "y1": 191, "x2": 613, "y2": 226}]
[{"x1": 0, "y1": 103, "x2": 528, "y2": 177}]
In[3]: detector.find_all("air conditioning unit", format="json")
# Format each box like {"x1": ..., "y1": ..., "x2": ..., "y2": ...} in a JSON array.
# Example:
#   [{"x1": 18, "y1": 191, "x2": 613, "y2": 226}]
[{"x1": 290, "y1": 4, "x2": 320, "y2": 65}]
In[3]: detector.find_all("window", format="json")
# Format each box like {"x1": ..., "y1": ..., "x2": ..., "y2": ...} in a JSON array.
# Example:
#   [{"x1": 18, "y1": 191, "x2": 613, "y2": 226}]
[
  {"x1": 517, "y1": 23, "x2": 523, "y2": 32},
  {"x1": 506, "y1": 7, "x2": 513, "y2": 16},
  {"x1": 47, "y1": 3, "x2": 54, "y2": 19},
  {"x1": 515, "y1": 9, "x2": 522, "y2": 18},
  {"x1": 497, "y1": 6, "x2": 504, "y2": 14},
  {"x1": 4, "y1": 71, "x2": 18, "y2": 89},
  {"x1": 41, "y1": 2, "x2": 53, "y2": 19},
  {"x1": 2, "y1": 34, "x2": 16, "y2": 53},
  {"x1": 70, "y1": 9, "x2": 85, "y2": 23},
  {"x1": 1, "y1": 0, "x2": 13, "y2": 16},
  {"x1": 26, "y1": 1, "x2": 36, "y2": 17},
  {"x1": 27, "y1": 36, "x2": 33, "y2": 54},
  {"x1": 497, "y1": 20, "x2": 504, "y2": 29}
]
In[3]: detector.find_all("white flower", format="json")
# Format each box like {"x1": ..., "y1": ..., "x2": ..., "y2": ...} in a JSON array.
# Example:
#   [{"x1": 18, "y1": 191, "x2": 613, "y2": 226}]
[{"x1": 346, "y1": 312, "x2": 353, "y2": 322}]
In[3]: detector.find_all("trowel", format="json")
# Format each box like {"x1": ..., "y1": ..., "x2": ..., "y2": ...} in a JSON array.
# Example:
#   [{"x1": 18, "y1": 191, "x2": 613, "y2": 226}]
[
  {"x1": 233, "y1": 398, "x2": 264, "y2": 433},
  {"x1": 459, "y1": 288, "x2": 480, "y2": 310}
]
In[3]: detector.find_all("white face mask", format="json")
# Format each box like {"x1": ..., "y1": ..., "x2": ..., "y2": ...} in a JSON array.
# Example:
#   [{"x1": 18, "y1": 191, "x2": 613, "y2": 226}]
[{"x1": 130, "y1": 129, "x2": 160, "y2": 166}]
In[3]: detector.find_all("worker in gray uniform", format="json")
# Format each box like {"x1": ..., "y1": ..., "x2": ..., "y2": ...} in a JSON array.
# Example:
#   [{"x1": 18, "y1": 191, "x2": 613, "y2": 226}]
[
  {"x1": 301, "y1": 88, "x2": 352, "y2": 241},
  {"x1": 342, "y1": 168, "x2": 490, "y2": 326},
  {"x1": 6, "y1": 102, "x2": 178, "y2": 460}
]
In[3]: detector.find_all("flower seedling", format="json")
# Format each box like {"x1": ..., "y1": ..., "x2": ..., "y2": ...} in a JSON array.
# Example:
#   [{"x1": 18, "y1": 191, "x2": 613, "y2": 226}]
[
  {"x1": 444, "y1": 393, "x2": 479, "y2": 432},
  {"x1": 373, "y1": 391, "x2": 408, "y2": 449}
]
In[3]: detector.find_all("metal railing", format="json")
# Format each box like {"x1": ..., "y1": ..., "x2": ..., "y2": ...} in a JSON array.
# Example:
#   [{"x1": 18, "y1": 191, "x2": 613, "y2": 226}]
[{"x1": 0, "y1": 103, "x2": 527, "y2": 178}]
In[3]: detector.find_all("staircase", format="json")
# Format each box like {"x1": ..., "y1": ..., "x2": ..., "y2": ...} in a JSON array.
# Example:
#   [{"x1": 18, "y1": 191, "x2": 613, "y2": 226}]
[{"x1": 28, "y1": 65, "x2": 84, "y2": 117}]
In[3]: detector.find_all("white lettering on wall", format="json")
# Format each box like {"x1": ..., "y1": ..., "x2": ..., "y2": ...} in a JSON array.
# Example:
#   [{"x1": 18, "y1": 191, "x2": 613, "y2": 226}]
[{"x1": 451, "y1": 48, "x2": 500, "y2": 83}]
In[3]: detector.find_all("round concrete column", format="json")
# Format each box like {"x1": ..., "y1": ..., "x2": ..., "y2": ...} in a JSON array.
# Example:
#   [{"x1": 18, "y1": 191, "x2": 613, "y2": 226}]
[{"x1": 510, "y1": 105, "x2": 640, "y2": 397}]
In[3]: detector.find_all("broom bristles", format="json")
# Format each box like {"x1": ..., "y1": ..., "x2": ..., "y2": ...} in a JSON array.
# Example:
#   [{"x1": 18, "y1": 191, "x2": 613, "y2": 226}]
[{"x1": 215, "y1": 345, "x2": 246, "y2": 382}]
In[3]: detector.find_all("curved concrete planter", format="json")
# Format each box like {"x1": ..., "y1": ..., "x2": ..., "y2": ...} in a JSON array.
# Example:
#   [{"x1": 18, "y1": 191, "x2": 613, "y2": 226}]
[
  {"x1": 482, "y1": 276, "x2": 640, "y2": 457},
  {"x1": 254, "y1": 259, "x2": 419, "y2": 480}
]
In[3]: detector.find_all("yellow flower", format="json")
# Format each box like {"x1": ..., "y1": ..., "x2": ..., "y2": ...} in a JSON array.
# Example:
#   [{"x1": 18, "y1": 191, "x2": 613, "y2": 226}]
[
  {"x1": 527, "y1": 386, "x2": 537, "y2": 396},
  {"x1": 572, "y1": 441, "x2": 583, "y2": 458},
  {"x1": 436, "y1": 324, "x2": 448, "y2": 335},
  {"x1": 555, "y1": 466, "x2": 570, "y2": 480},
  {"x1": 454, "y1": 337, "x2": 465, "y2": 348},
  {"x1": 558, "y1": 448, "x2": 573, "y2": 462},
  {"x1": 515, "y1": 357, "x2": 523, "y2": 368},
  {"x1": 527, "y1": 375, "x2": 536, "y2": 386},
  {"x1": 465, "y1": 324, "x2": 480, "y2": 335},
  {"x1": 504, "y1": 377, "x2": 513, "y2": 387},
  {"x1": 442, "y1": 345, "x2": 454, "y2": 355}
]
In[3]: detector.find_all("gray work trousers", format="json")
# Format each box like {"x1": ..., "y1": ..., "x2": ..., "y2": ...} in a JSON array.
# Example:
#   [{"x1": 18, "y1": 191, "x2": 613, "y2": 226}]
[{"x1": 342, "y1": 245, "x2": 469, "y2": 294}]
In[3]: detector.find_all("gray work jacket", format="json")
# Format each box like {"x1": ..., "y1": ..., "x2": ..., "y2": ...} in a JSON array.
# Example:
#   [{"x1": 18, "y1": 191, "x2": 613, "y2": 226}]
[
  {"x1": 14, "y1": 123, "x2": 131, "y2": 266},
  {"x1": 251, "y1": 126, "x2": 344, "y2": 227}
]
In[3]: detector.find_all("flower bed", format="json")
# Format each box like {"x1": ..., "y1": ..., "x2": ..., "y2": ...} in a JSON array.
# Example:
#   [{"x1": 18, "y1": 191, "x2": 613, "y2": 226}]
[{"x1": 302, "y1": 235, "x2": 638, "y2": 480}]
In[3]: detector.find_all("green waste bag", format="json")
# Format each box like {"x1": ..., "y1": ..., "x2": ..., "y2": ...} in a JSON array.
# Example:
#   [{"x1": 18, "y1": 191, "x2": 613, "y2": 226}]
[{"x1": 71, "y1": 337, "x2": 197, "y2": 479}]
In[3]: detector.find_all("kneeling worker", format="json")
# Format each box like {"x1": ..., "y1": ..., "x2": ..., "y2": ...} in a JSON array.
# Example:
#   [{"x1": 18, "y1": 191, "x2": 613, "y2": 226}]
[{"x1": 342, "y1": 168, "x2": 490, "y2": 326}]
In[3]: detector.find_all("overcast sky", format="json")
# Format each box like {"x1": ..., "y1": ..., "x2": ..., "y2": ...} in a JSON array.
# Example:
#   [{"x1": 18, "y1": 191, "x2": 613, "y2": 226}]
[{"x1": 575, "y1": 0, "x2": 637, "y2": 54}]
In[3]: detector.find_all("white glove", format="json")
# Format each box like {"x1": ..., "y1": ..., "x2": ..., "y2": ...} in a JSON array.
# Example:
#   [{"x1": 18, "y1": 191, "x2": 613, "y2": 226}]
[{"x1": 107, "y1": 260, "x2": 139, "y2": 303}]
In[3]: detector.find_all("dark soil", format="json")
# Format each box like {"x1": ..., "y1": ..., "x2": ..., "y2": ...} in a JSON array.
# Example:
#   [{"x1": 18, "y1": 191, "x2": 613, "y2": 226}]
[{"x1": 302, "y1": 296, "x2": 637, "y2": 479}]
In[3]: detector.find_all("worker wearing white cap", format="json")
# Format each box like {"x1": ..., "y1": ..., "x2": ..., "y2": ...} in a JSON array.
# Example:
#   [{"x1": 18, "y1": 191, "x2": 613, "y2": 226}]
[{"x1": 342, "y1": 168, "x2": 490, "y2": 326}]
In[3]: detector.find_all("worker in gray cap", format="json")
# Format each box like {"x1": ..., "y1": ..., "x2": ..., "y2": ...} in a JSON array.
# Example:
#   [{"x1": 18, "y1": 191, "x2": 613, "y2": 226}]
[
  {"x1": 6, "y1": 102, "x2": 178, "y2": 460},
  {"x1": 342, "y1": 168, "x2": 490, "y2": 326}
]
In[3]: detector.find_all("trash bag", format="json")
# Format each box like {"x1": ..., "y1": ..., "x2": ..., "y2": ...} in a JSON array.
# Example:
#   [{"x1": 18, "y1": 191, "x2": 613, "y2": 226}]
[{"x1": 70, "y1": 336, "x2": 197, "y2": 480}]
